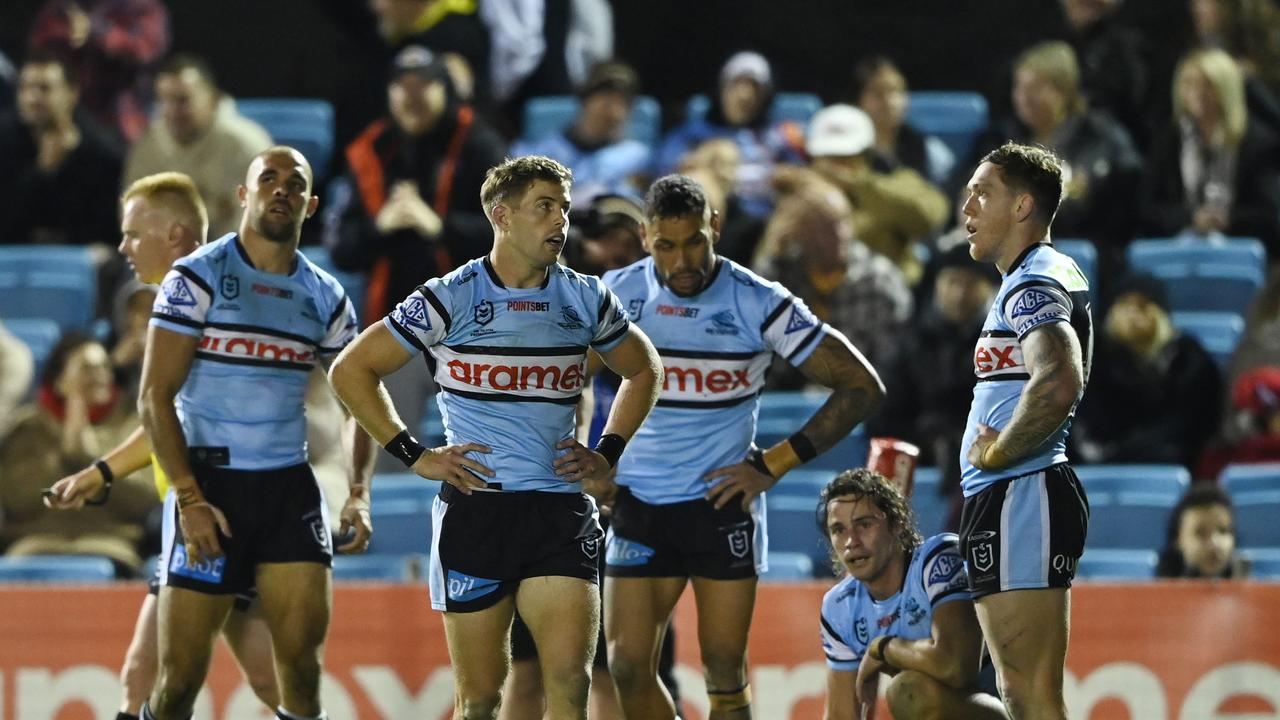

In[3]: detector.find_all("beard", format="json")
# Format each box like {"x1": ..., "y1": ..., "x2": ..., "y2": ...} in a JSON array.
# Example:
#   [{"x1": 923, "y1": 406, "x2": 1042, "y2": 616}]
[{"x1": 254, "y1": 210, "x2": 299, "y2": 243}]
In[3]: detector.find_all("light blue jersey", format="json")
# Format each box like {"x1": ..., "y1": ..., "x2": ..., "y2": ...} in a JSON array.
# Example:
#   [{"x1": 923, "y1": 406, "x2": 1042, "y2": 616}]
[
  {"x1": 385, "y1": 256, "x2": 630, "y2": 493},
  {"x1": 602, "y1": 256, "x2": 827, "y2": 504},
  {"x1": 149, "y1": 235, "x2": 358, "y2": 471},
  {"x1": 960, "y1": 243, "x2": 1093, "y2": 497},
  {"x1": 820, "y1": 533, "x2": 970, "y2": 671}
]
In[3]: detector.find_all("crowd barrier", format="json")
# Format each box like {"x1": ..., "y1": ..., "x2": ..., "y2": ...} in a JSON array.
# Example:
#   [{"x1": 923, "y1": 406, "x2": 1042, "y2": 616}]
[{"x1": 0, "y1": 581, "x2": 1276, "y2": 719}]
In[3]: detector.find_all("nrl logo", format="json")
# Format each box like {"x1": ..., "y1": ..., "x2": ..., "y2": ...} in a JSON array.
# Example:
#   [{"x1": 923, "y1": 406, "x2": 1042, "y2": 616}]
[{"x1": 473, "y1": 300, "x2": 495, "y2": 326}]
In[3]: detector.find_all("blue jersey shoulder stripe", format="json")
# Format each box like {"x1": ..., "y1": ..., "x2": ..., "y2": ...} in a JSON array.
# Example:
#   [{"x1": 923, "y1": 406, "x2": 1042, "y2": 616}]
[
  {"x1": 152, "y1": 312, "x2": 203, "y2": 330},
  {"x1": 421, "y1": 285, "x2": 452, "y2": 332},
  {"x1": 931, "y1": 587, "x2": 969, "y2": 606},
  {"x1": 786, "y1": 325, "x2": 824, "y2": 362},
  {"x1": 194, "y1": 350, "x2": 312, "y2": 372},
  {"x1": 174, "y1": 265, "x2": 213, "y2": 296},
  {"x1": 387, "y1": 316, "x2": 427, "y2": 352},
  {"x1": 205, "y1": 321, "x2": 316, "y2": 346},
  {"x1": 760, "y1": 298, "x2": 791, "y2": 333},
  {"x1": 593, "y1": 325, "x2": 628, "y2": 348},
  {"x1": 326, "y1": 296, "x2": 350, "y2": 327},
  {"x1": 445, "y1": 344, "x2": 587, "y2": 356},
  {"x1": 999, "y1": 278, "x2": 1070, "y2": 318},
  {"x1": 980, "y1": 329, "x2": 1017, "y2": 338},
  {"x1": 821, "y1": 615, "x2": 849, "y2": 646}
]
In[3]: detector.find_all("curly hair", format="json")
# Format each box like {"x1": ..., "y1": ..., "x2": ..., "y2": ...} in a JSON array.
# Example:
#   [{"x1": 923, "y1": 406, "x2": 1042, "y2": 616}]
[
  {"x1": 815, "y1": 468, "x2": 922, "y2": 574},
  {"x1": 643, "y1": 174, "x2": 708, "y2": 221}
]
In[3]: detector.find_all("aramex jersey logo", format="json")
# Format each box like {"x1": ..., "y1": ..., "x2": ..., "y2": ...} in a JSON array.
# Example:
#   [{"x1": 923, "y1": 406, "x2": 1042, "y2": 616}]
[
  {"x1": 445, "y1": 358, "x2": 585, "y2": 392},
  {"x1": 973, "y1": 336, "x2": 1024, "y2": 376},
  {"x1": 664, "y1": 366, "x2": 751, "y2": 394}
]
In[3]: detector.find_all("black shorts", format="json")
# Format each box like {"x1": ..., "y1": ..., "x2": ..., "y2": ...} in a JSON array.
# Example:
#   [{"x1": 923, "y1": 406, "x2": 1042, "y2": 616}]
[
  {"x1": 959, "y1": 463, "x2": 1089, "y2": 599},
  {"x1": 160, "y1": 462, "x2": 332, "y2": 596},
  {"x1": 604, "y1": 486, "x2": 763, "y2": 580},
  {"x1": 429, "y1": 484, "x2": 602, "y2": 613},
  {"x1": 149, "y1": 566, "x2": 255, "y2": 612}
]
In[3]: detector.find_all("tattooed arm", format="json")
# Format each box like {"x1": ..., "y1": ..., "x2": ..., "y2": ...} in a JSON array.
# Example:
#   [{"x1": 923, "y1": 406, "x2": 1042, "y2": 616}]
[
  {"x1": 705, "y1": 329, "x2": 884, "y2": 509},
  {"x1": 969, "y1": 321, "x2": 1084, "y2": 470}
]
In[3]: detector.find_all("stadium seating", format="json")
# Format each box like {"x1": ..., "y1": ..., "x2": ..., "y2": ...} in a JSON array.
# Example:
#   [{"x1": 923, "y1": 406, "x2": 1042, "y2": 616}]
[
  {"x1": 238, "y1": 98, "x2": 336, "y2": 180},
  {"x1": 1076, "y1": 548, "x2": 1158, "y2": 581},
  {"x1": 1054, "y1": 238, "x2": 1098, "y2": 299},
  {"x1": 367, "y1": 497, "x2": 433, "y2": 555},
  {"x1": 0, "y1": 246, "x2": 98, "y2": 330},
  {"x1": 5, "y1": 317, "x2": 61, "y2": 382},
  {"x1": 1170, "y1": 311, "x2": 1245, "y2": 371},
  {"x1": 910, "y1": 467, "x2": 950, "y2": 539},
  {"x1": 1242, "y1": 547, "x2": 1280, "y2": 579},
  {"x1": 0, "y1": 556, "x2": 116, "y2": 583},
  {"x1": 765, "y1": 494, "x2": 829, "y2": 573},
  {"x1": 1126, "y1": 236, "x2": 1265, "y2": 314},
  {"x1": 371, "y1": 473, "x2": 438, "y2": 505},
  {"x1": 760, "y1": 551, "x2": 815, "y2": 582},
  {"x1": 684, "y1": 92, "x2": 824, "y2": 126},
  {"x1": 1220, "y1": 463, "x2": 1280, "y2": 548},
  {"x1": 905, "y1": 91, "x2": 989, "y2": 163},
  {"x1": 756, "y1": 391, "x2": 869, "y2": 471},
  {"x1": 521, "y1": 95, "x2": 662, "y2": 146},
  {"x1": 332, "y1": 554, "x2": 423, "y2": 582},
  {"x1": 1076, "y1": 464, "x2": 1189, "y2": 550}
]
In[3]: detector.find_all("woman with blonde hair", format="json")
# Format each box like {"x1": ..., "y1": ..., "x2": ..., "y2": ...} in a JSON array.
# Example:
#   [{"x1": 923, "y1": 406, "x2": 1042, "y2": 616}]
[{"x1": 1138, "y1": 47, "x2": 1280, "y2": 254}]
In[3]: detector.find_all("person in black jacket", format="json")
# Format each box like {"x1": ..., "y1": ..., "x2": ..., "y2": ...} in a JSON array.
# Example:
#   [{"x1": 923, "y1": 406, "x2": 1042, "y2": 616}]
[
  {"x1": 330, "y1": 45, "x2": 506, "y2": 327},
  {"x1": 1074, "y1": 273, "x2": 1224, "y2": 470},
  {"x1": 1138, "y1": 47, "x2": 1280, "y2": 256}
]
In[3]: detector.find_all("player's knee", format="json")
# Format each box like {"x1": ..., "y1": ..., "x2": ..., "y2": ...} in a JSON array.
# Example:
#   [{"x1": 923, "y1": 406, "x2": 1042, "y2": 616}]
[
  {"x1": 886, "y1": 670, "x2": 945, "y2": 719},
  {"x1": 541, "y1": 664, "x2": 591, "y2": 707},
  {"x1": 150, "y1": 672, "x2": 202, "y2": 715},
  {"x1": 700, "y1": 648, "x2": 747, "y2": 689},
  {"x1": 607, "y1": 653, "x2": 651, "y2": 695},
  {"x1": 244, "y1": 666, "x2": 280, "y2": 708},
  {"x1": 997, "y1": 673, "x2": 1064, "y2": 719},
  {"x1": 455, "y1": 692, "x2": 502, "y2": 720},
  {"x1": 120, "y1": 654, "x2": 157, "y2": 704}
]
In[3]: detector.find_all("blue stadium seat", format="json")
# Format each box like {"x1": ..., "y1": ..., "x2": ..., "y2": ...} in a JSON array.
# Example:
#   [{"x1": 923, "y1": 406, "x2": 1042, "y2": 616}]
[
  {"x1": 684, "y1": 92, "x2": 824, "y2": 127},
  {"x1": 372, "y1": 473, "x2": 438, "y2": 505},
  {"x1": 6, "y1": 317, "x2": 60, "y2": 381},
  {"x1": 1170, "y1": 311, "x2": 1245, "y2": 371},
  {"x1": 910, "y1": 467, "x2": 950, "y2": 538},
  {"x1": 905, "y1": 91, "x2": 990, "y2": 163},
  {"x1": 1241, "y1": 548, "x2": 1280, "y2": 579},
  {"x1": 765, "y1": 494, "x2": 829, "y2": 571},
  {"x1": 757, "y1": 393, "x2": 868, "y2": 471},
  {"x1": 238, "y1": 98, "x2": 335, "y2": 179},
  {"x1": 302, "y1": 244, "x2": 365, "y2": 322},
  {"x1": 0, "y1": 555, "x2": 116, "y2": 583},
  {"x1": 1054, "y1": 238, "x2": 1097, "y2": 298},
  {"x1": 1126, "y1": 237, "x2": 1265, "y2": 314},
  {"x1": 1077, "y1": 464, "x2": 1189, "y2": 549},
  {"x1": 770, "y1": 468, "x2": 833, "y2": 499},
  {"x1": 761, "y1": 551, "x2": 815, "y2": 582},
  {"x1": 521, "y1": 95, "x2": 662, "y2": 146},
  {"x1": 0, "y1": 246, "x2": 98, "y2": 330},
  {"x1": 1076, "y1": 549, "x2": 1157, "y2": 581},
  {"x1": 1220, "y1": 463, "x2": 1280, "y2": 548},
  {"x1": 368, "y1": 498, "x2": 433, "y2": 555},
  {"x1": 332, "y1": 554, "x2": 418, "y2": 582}
]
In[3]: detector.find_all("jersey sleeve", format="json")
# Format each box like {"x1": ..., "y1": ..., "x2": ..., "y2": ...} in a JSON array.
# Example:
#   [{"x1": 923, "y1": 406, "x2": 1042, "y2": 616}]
[
  {"x1": 590, "y1": 282, "x2": 630, "y2": 352},
  {"x1": 150, "y1": 264, "x2": 213, "y2": 337},
  {"x1": 820, "y1": 591, "x2": 862, "y2": 671},
  {"x1": 318, "y1": 295, "x2": 358, "y2": 357},
  {"x1": 1002, "y1": 280, "x2": 1073, "y2": 340},
  {"x1": 384, "y1": 279, "x2": 451, "y2": 354},
  {"x1": 760, "y1": 283, "x2": 827, "y2": 366},
  {"x1": 920, "y1": 535, "x2": 971, "y2": 608}
]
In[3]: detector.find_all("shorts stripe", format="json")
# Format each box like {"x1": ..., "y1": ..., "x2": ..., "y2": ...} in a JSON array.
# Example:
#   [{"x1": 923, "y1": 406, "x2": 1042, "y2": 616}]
[
  {"x1": 751, "y1": 495, "x2": 767, "y2": 575},
  {"x1": 158, "y1": 489, "x2": 176, "y2": 587},
  {"x1": 429, "y1": 496, "x2": 449, "y2": 611}
]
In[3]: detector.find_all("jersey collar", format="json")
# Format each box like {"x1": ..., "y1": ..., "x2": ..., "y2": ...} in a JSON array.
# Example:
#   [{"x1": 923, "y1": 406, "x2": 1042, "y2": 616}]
[
  {"x1": 1004, "y1": 241, "x2": 1050, "y2": 276},
  {"x1": 483, "y1": 256, "x2": 551, "y2": 290}
]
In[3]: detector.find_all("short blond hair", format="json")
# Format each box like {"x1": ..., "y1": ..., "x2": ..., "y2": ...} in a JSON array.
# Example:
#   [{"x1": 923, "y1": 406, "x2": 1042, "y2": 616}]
[
  {"x1": 121, "y1": 172, "x2": 210, "y2": 242},
  {"x1": 1015, "y1": 41, "x2": 1087, "y2": 116},
  {"x1": 480, "y1": 156, "x2": 573, "y2": 218},
  {"x1": 1175, "y1": 48, "x2": 1248, "y2": 149}
]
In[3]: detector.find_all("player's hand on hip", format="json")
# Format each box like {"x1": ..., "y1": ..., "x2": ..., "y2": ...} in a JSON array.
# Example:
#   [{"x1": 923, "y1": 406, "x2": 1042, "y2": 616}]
[
  {"x1": 967, "y1": 423, "x2": 1009, "y2": 470},
  {"x1": 43, "y1": 467, "x2": 104, "y2": 510},
  {"x1": 413, "y1": 442, "x2": 493, "y2": 495},
  {"x1": 337, "y1": 494, "x2": 372, "y2": 554},
  {"x1": 703, "y1": 460, "x2": 776, "y2": 511},
  {"x1": 554, "y1": 437, "x2": 609, "y2": 484},
  {"x1": 178, "y1": 500, "x2": 232, "y2": 565}
]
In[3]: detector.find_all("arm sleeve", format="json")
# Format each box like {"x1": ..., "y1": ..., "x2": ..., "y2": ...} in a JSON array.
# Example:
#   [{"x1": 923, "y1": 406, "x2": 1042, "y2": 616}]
[
  {"x1": 820, "y1": 601, "x2": 862, "y2": 671},
  {"x1": 318, "y1": 295, "x2": 359, "y2": 357},
  {"x1": 921, "y1": 536, "x2": 972, "y2": 608},
  {"x1": 149, "y1": 264, "x2": 213, "y2": 337},
  {"x1": 383, "y1": 280, "x2": 452, "y2": 354},
  {"x1": 1001, "y1": 280, "x2": 1073, "y2": 340},
  {"x1": 589, "y1": 283, "x2": 630, "y2": 351},
  {"x1": 760, "y1": 282, "x2": 827, "y2": 365}
]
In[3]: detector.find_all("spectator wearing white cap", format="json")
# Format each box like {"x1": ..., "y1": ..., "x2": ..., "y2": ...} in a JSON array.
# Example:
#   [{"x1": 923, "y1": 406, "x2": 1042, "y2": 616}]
[
  {"x1": 803, "y1": 103, "x2": 949, "y2": 285},
  {"x1": 655, "y1": 50, "x2": 806, "y2": 219}
]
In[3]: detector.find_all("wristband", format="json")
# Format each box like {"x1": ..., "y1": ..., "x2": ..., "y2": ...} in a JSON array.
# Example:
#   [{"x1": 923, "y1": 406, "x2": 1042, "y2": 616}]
[
  {"x1": 744, "y1": 447, "x2": 773, "y2": 478},
  {"x1": 762, "y1": 440, "x2": 802, "y2": 478},
  {"x1": 593, "y1": 433, "x2": 627, "y2": 468},
  {"x1": 787, "y1": 432, "x2": 818, "y2": 462},
  {"x1": 871, "y1": 635, "x2": 895, "y2": 664},
  {"x1": 385, "y1": 429, "x2": 426, "y2": 468},
  {"x1": 86, "y1": 459, "x2": 114, "y2": 506}
]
